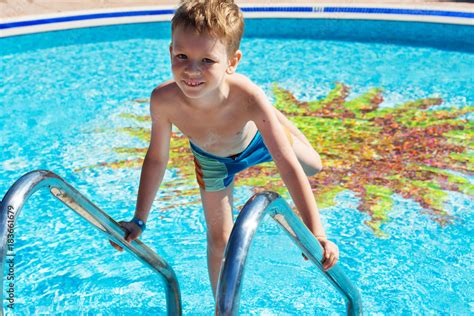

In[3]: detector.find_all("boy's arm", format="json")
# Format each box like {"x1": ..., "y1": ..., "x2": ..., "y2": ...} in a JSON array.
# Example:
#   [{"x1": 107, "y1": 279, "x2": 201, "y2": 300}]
[
  {"x1": 249, "y1": 87, "x2": 327, "y2": 238},
  {"x1": 110, "y1": 88, "x2": 171, "y2": 250},
  {"x1": 133, "y1": 88, "x2": 172, "y2": 224}
]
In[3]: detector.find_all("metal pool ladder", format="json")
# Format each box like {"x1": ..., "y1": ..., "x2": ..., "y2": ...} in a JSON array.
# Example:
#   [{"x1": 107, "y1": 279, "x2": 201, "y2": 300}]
[
  {"x1": 216, "y1": 191, "x2": 363, "y2": 315},
  {"x1": 1, "y1": 170, "x2": 361, "y2": 315},
  {"x1": 0, "y1": 170, "x2": 181, "y2": 316}
]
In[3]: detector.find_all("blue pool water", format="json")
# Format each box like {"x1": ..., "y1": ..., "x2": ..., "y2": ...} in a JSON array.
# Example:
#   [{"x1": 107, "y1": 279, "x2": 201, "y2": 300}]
[{"x1": 1, "y1": 19, "x2": 473, "y2": 314}]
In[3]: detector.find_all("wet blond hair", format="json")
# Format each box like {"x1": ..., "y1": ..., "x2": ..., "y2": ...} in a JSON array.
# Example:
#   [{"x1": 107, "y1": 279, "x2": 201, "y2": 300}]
[{"x1": 171, "y1": 0, "x2": 244, "y2": 55}]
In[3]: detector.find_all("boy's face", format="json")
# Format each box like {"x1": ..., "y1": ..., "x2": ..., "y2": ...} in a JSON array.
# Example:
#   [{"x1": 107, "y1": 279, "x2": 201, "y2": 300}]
[{"x1": 170, "y1": 25, "x2": 241, "y2": 99}]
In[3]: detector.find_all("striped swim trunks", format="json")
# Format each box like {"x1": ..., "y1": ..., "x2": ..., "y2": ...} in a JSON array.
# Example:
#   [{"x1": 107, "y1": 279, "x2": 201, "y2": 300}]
[{"x1": 190, "y1": 131, "x2": 273, "y2": 192}]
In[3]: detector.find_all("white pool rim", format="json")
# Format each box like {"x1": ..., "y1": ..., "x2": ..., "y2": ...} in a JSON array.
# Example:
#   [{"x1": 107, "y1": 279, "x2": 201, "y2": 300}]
[{"x1": 0, "y1": 3, "x2": 473, "y2": 38}]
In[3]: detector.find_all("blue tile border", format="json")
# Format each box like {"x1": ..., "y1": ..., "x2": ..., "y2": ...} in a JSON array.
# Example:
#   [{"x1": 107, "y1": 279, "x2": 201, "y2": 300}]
[
  {"x1": 0, "y1": 9, "x2": 175, "y2": 30},
  {"x1": 242, "y1": 7, "x2": 313, "y2": 13},
  {"x1": 321, "y1": 7, "x2": 474, "y2": 19},
  {"x1": 1, "y1": 6, "x2": 473, "y2": 30}
]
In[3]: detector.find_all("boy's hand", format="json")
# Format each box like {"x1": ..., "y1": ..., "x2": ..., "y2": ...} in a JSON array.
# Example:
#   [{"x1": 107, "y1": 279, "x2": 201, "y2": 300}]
[
  {"x1": 109, "y1": 221, "x2": 143, "y2": 252},
  {"x1": 302, "y1": 239, "x2": 339, "y2": 271},
  {"x1": 318, "y1": 239, "x2": 339, "y2": 271}
]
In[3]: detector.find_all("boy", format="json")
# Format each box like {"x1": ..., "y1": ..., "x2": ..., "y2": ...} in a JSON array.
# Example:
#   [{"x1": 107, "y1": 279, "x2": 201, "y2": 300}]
[{"x1": 110, "y1": 0, "x2": 339, "y2": 297}]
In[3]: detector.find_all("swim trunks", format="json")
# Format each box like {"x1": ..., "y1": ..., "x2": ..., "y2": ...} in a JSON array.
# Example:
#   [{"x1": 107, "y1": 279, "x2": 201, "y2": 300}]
[{"x1": 190, "y1": 131, "x2": 273, "y2": 192}]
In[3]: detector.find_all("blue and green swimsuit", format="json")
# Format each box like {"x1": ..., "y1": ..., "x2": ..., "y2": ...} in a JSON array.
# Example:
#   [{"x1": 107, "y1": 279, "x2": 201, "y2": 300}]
[{"x1": 190, "y1": 131, "x2": 273, "y2": 192}]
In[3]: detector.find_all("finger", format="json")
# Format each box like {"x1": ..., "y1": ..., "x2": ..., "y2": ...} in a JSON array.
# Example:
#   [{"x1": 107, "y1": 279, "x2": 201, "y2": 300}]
[
  {"x1": 322, "y1": 249, "x2": 330, "y2": 266},
  {"x1": 323, "y1": 256, "x2": 329, "y2": 270},
  {"x1": 332, "y1": 254, "x2": 340, "y2": 266},
  {"x1": 320, "y1": 250, "x2": 327, "y2": 264},
  {"x1": 325, "y1": 256, "x2": 333, "y2": 270},
  {"x1": 324, "y1": 246, "x2": 331, "y2": 255},
  {"x1": 327, "y1": 255, "x2": 338, "y2": 270},
  {"x1": 109, "y1": 240, "x2": 123, "y2": 252},
  {"x1": 323, "y1": 252, "x2": 333, "y2": 270},
  {"x1": 127, "y1": 231, "x2": 141, "y2": 243}
]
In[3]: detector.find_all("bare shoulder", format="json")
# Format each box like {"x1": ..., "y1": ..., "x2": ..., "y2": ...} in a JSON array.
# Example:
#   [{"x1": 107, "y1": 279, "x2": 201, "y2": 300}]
[
  {"x1": 230, "y1": 73, "x2": 270, "y2": 115},
  {"x1": 150, "y1": 80, "x2": 182, "y2": 119},
  {"x1": 230, "y1": 73, "x2": 260, "y2": 95},
  {"x1": 229, "y1": 73, "x2": 267, "y2": 106},
  {"x1": 151, "y1": 80, "x2": 180, "y2": 107}
]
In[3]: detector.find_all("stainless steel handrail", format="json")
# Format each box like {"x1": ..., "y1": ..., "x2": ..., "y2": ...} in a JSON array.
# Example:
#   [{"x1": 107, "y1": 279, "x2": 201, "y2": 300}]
[
  {"x1": 0, "y1": 170, "x2": 181, "y2": 315},
  {"x1": 216, "y1": 191, "x2": 362, "y2": 315}
]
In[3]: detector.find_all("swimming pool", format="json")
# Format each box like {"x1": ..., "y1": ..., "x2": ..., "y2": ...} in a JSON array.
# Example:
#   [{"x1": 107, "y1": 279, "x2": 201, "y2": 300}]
[{"x1": 1, "y1": 6, "x2": 473, "y2": 315}]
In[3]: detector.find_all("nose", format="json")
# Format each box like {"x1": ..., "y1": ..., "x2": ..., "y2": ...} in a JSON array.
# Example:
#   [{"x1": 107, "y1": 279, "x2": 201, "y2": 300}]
[{"x1": 184, "y1": 62, "x2": 201, "y2": 75}]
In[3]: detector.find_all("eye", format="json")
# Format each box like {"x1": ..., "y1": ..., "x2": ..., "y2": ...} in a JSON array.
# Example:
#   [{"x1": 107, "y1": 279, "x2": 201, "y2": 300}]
[
  {"x1": 176, "y1": 54, "x2": 187, "y2": 60},
  {"x1": 202, "y1": 58, "x2": 215, "y2": 64}
]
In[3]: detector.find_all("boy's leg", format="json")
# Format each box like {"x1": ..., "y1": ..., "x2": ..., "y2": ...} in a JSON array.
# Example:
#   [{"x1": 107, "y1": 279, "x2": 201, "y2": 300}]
[
  {"x1": 274, "y1": 108, "x2": 323, "y2": 176},
  {"x1": 200, "y1": 181, "x2": 234, "y2": 298}
]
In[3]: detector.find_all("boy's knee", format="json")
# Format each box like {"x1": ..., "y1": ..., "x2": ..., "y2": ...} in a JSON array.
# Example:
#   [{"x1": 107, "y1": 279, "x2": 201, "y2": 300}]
[
  {"x1": 304, "y1": 155, "x2": 323, "y2": 176},
  {"x1": 304, "y1": 164, "x2": 322, "y2": 176},
  {"x1": 207, "y1": 231, "x2": 231, "y2": 254},
  {"x1": 315, "y1": 158, "x2": 323, "y2": 173}
]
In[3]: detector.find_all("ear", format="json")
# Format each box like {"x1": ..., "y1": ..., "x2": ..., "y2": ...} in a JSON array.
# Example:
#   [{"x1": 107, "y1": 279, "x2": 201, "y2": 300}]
[
  {"x1": 226, "y1": 50, "x2": 242, "y2": 74},
  {"x1": 169, "y1": 42, "x2": 173, "y2": 57}
]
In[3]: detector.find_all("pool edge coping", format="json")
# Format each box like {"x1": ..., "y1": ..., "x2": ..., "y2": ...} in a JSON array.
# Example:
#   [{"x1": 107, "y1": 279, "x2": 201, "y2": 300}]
[{"x1": 1, "y1": 3, "x2": 473, "y2": 38}]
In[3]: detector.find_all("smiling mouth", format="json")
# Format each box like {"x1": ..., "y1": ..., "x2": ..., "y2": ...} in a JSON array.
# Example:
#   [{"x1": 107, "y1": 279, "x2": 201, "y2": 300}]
[{"x1": 183, "y1": 80, "x2": 204, "y2": 87}]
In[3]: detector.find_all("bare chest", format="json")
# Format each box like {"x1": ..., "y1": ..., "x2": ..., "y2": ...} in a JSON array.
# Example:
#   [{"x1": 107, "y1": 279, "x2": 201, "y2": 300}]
[{"x1": 170, "y1": 104, "x2": 256, "y2": 156}]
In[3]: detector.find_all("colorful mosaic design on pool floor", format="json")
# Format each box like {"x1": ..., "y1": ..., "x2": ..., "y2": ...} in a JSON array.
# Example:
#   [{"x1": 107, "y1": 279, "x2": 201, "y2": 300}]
[{"x1": 79, "y1": 83, "x2": 473, "y2": 237}]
